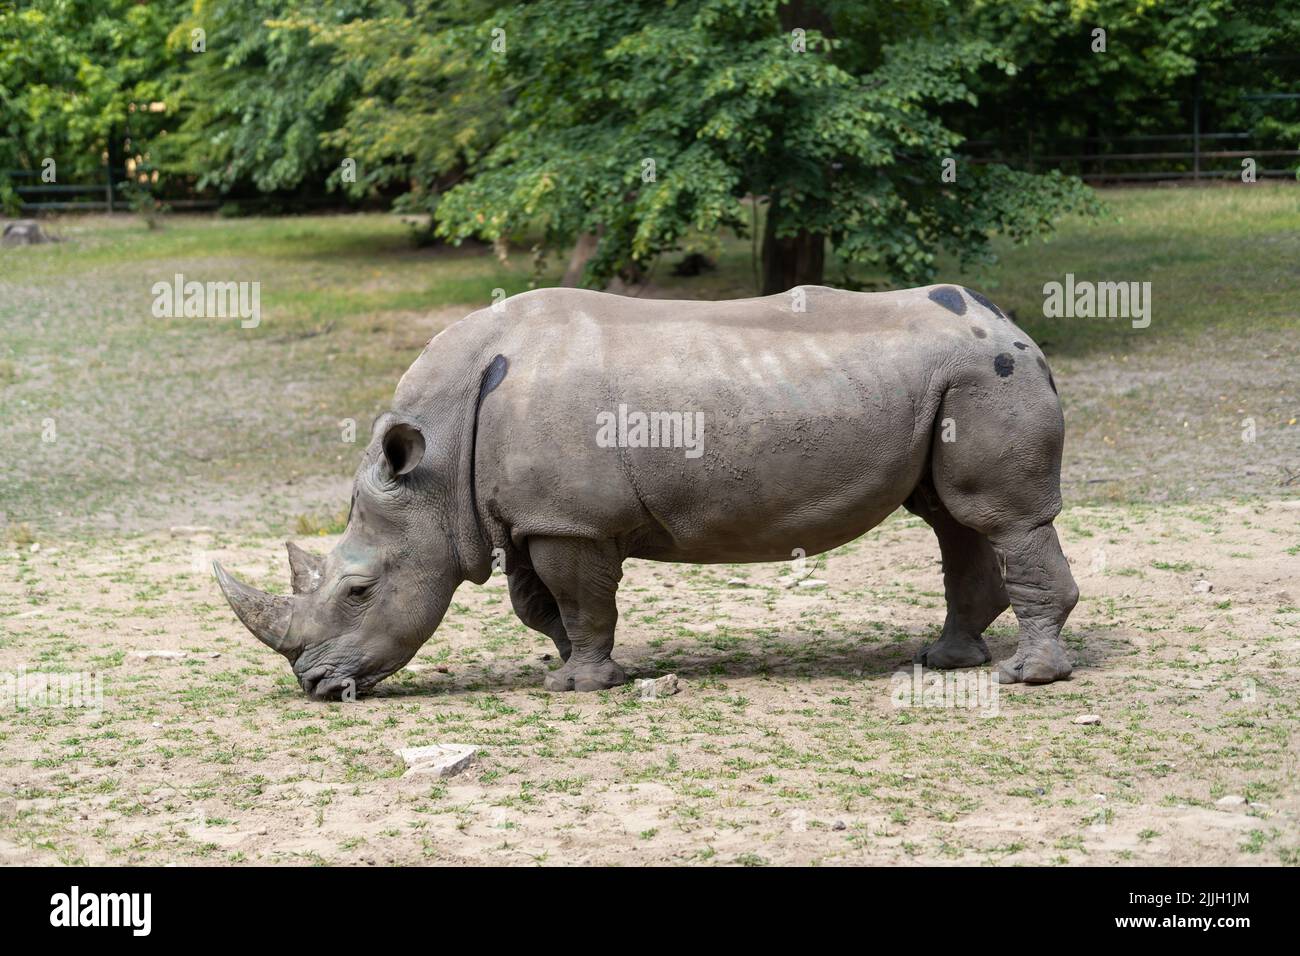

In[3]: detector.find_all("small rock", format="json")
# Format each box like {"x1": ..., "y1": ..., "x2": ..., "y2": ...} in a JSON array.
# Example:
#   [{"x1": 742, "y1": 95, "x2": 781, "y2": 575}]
[
  {"x1": 404, "y1": 662, "x2": 451, "y2": 674},
  {"x1": 635, "y1": 674, "x2": 681, "y2": 700},
  {"x1": 29, "y1": 543, "x2": 39, "y2": 553},
  {"x1": 1034, "y1": 787, "x2": 1046, "y2": 796},
  {"x1": 130, "y1": 650, "x2": 187, "y2": 661},
  {"x1": 797, "y1": 578, "x2": 827, "y2": 589},
  {"x1": 150, "y1": 721, "x2": 162, "y2": 729},
  {"x1": 832, "y1": 820, "x2": 847, "y2": 831},
  {"x1": 2, "y1": 219, "x2": 56, "y2": 247},
  {"x1": 1192, "y1": 579, "x2": 1213, "y2": 594},
  {"x1": 396, "y1": 743, "x2": 478, "y2": 779},
  {"x1": 169, "y1": 525, "x2": 214, "y2": 537},
  {"x1": 1215, "y1": 794, "x2": 1247, "y2": 807},
  {"x1": 1072, "y1": 714, "x2": 1102, "y2": 726},
  {"x1": 726, "y1": 577, "x2": 749, "y2": 587}
]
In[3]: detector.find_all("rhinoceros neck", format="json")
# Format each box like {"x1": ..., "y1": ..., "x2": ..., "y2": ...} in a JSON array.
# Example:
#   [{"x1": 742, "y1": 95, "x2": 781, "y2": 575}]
[{"x1": 393, "y1": 314, "x2": 507, "y2": 584}]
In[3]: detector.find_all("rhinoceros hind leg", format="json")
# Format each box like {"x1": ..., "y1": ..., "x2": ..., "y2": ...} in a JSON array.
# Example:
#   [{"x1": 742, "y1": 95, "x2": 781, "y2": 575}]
[
  {"x1": 506, "y1": 565, "x2": 572, "y2": 661},
  {"x1": 927, "y1": 364, "x2": 1077, "y2": 684},
  {"x1": 529, "y1": 536, "x2": 628, "y2": 692},
  {"x1": 987, "y1": 523, "x2": 1077, "y2": 684},
  {"x1": 904, "y1": 485, "x2": 1006, "y2": 669}
]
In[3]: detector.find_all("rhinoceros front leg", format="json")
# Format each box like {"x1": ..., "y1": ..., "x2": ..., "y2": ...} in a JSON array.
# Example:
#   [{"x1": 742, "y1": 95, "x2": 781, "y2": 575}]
[
  {"x1": 528, "y1": 536, "x2": 628, "y2": 692},
  {"x1": 506, "y1": 565, "x2": 572, "y2": 662}
]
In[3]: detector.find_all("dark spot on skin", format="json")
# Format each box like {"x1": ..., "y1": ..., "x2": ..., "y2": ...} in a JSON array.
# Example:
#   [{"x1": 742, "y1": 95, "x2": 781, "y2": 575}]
[
  {"x1": 994, "y1": 353, "x2": 1015, "y2": 378},
  {"x1": 971, "y1": 326, "x2": 987, "y2": 338},
  {"x1": 478, "y1": 353, "x2": 508, "y2": 400},
  {"x1": 469, "y1": 355, "x2": 509, "y2": 549},
  {"x1": 1036, "y1": 356, "x2": 1058, "y2": 393},
  {"x1": 928, "y1": 286, "x2": 966, "y2": 316},
  {"x1": 1013, "y1": 341, "x2": 1028, "y2": 350},
  {"x1": 963, "y1": 287, "x2": 1005, "y2": 318}
]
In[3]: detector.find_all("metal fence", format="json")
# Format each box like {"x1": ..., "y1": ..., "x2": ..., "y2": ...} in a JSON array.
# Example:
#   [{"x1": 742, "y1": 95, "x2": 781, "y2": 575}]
[
  {"x1": 4, "y1": 165, "x2": 224, "y2": 212},
  {"x1": 5, "y1": 164, "x2": 127, "y2": 211},
  {"x1": 967, "y1": 131, "x2": 1300, "y2": 183},
  {"x1": 965, "y1": 83, "x2": 1300, "y2": 183}
]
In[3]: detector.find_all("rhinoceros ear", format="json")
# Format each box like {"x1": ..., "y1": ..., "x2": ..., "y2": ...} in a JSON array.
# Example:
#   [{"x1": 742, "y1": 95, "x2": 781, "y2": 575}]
[
  {"x1": 381, "y1": 421, "x2": 425, "y2": 477},
  {"x1": 286, "y1": 542, "x2": 325, "y2": 595}
]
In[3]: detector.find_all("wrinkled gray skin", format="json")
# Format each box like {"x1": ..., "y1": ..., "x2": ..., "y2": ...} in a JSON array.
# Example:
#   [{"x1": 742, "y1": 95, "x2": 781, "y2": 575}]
[{"x1": 216, "y1": 285, "x2": 1079, "y2": 699}]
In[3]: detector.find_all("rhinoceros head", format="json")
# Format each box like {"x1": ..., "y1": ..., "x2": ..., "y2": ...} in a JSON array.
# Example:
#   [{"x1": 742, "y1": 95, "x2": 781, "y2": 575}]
[{"x1": 215, "y1": 416, "x2": 462, "y2": 699}]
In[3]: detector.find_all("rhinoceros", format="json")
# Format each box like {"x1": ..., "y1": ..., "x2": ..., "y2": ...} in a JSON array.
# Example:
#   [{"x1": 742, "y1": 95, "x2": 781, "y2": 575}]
[{"x1": 215, "y1": 285, "x2": 1078, "y2": 698}]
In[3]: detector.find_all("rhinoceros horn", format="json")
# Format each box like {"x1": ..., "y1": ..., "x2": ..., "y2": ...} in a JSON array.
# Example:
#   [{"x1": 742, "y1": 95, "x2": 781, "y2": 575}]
[
  {"x1": 285, "y1": 541, "x2": 325, "y2": 595},
  {"x1": 213, "y1": 562, "x2": 295, "y2": 655}
]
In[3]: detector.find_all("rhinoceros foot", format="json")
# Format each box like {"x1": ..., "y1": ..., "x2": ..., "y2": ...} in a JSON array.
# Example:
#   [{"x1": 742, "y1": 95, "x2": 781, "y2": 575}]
[
  {"x1": 543, "y1": 657, "x2": 627, "y2": 692},
  {"x1": 996, "y1": 641, "x2": 1073, "y2": 685},
  {"x1": 914, "y1": 633, "x2": 991, "y2": 669}
]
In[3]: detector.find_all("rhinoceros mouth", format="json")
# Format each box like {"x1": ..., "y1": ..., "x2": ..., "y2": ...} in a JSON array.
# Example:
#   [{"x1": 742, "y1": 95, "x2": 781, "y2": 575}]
[{"x1": 295, "y1": 660, "x2": 405, "y2": 700}]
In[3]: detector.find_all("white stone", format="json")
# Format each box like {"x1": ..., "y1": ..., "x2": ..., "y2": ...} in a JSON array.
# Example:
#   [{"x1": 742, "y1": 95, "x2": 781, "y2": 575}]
[
  {"x1": 1072, "y1": 714, "x2": 1102, "y2": 725},
  {"x1": 396, "y1": 743, "x2": 478, "y2": 778},
  {"x1": 635, "y1": 674, "x2": 680, "y2": 700},
  {"x1": 1215, "y1": 794, "x2": 1247, "y2": 807},
  {"x1": 130, "y1": 650, "x2": 187, "y2": 661},
  {"x1": 1192, "y1": 579, "x2": 1213, "y2": 594}
]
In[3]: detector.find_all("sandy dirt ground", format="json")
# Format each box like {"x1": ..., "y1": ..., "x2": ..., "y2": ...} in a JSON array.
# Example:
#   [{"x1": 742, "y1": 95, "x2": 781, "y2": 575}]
[{"x1": 1, "y1": 498, "x2": 1295, "y2": 866}]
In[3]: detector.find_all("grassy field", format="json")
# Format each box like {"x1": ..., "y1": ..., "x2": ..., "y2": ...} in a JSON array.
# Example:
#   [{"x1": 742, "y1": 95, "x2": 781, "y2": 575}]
[
  {"x1": 0, "y1": 186, "x2": 1297, "y2": 865},
  {"x1": 0, "y1": 185, "x2": 1296, "y2": 534}
]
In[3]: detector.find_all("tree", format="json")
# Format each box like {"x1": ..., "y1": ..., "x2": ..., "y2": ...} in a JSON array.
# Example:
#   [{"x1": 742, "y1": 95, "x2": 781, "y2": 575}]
[
  {"x1": 432, "y1": 0, "x2": 1098, "y2": 292},
  {"x1": 955, "y1": 0, "x2": 1300, "y2": 175},
  {"x1": 303, "y1": 0, "x2": 506, "y2": 227},
  {"x1": 0, "y1": 0, "x2": 181, "y2": 212},
  {"x1": 160, "y1": 0, "x2": 375, "y2": 195}
]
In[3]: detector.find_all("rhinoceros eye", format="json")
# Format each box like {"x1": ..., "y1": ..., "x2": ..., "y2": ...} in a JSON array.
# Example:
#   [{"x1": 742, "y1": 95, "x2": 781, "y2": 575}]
[{"x1": 349, "y1": 584, "x2": 373, "y2": 601}]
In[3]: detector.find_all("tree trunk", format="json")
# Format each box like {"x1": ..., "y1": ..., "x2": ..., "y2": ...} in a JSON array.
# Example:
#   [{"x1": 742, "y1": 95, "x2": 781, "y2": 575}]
[
  {"x1": 561, "y1": 231, "x2": 601, "y2": 287},
  {"x1": 760, "y1": 2, "x2": 832, "y2": 295},
  {"x1": 761, "y1": 201, "x2": 825, "y2": 295}
]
